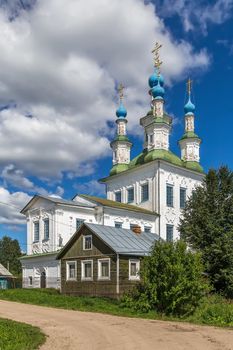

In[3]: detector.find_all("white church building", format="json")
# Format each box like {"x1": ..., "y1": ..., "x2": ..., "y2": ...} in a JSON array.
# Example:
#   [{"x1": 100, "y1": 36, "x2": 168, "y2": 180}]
[{"x1": 20, "y1": 45, "x2": 204, "y2": 289}]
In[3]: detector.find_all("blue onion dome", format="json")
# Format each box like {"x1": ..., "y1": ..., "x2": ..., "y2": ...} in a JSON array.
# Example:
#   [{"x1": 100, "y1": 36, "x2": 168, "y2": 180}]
[
  {"x1": 148, "y1": 70, "x2": 164, "y2": 88},
  {"x1": 116, "y1": 102, "x2": 127, "y2": 118},
  {"x1": 151, "y1": 81, "x2": 165, "y2": 99},
  {"x1": 184, "y1": 98, "x2": 195, "y2": 114}
]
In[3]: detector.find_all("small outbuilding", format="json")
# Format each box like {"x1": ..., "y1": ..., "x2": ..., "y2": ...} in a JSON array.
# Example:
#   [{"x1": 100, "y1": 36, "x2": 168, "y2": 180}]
[
  {"x1": 57, "y1": 223, "x2": 159, "y2": 298},
  {"x1": 0, "y1": 263, "x2": 15, "y2": 289}
]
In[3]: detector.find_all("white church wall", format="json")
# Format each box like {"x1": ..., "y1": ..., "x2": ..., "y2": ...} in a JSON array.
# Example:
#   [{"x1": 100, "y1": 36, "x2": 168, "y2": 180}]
[
  {"x1": 105, "y1": 160, "x2": 204, "y2": 240},
  {"x1": 53, "y1": 206, "x2": 97, "y2": 250},
  {"x1": 25, "y1": 198, "x2": 97, "y2": 255},
  {"x1": 26, "y1": 199, "x2": 56, "y2": 255},
  {"x1": 106, "y1": 161, "x2": 156, "y2": 210},
  {"x1": 21, "y1": 254, "x2": 60, "y2": 289},
  {"x1": 103, "y1": 207, "x2": 157, "y2": 233},
  {"x1": 25, "y1": 196, "x2": 158, "y2": 258},
  {"x1": 158, "y1": 162, "x2": 204, "y2": 240}
]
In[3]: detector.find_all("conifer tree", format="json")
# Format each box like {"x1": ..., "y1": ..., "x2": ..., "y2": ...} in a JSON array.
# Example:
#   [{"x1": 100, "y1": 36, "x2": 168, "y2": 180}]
[
  {"x1": 179, "y1": 166, "x2": 233, "y2": 298},
  {"x1": 0, "y1": 236, "x2": 22, "y2": 276}
]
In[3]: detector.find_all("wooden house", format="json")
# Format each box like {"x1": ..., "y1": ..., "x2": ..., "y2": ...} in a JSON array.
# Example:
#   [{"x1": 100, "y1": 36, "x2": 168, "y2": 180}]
[
  {"x1": 57, "y1": 223, "x2": 159, "y2": 298},
  {"x1": 0, "y1": 263, "x2": 15, "y2": 289}
]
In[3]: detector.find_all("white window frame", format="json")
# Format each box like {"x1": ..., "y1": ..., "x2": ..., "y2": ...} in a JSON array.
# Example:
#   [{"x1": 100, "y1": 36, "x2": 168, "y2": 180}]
[
  {"x1": 129, "y1": 259, "x2": 140, "y2": 281},
  {"x1": 115, "y1": 190, "x2": 122, "y2": 202},
  {"x1": 43, "y1": 218, "x2": 49, "y2": 240},
  {"x1": 83, "y1": 235, "x2": 92, "y2": 251},
  {"x1": 66, "y1": 261, "x2": 77, "y2": 281},
  {"x1": 141, "y1": 182, "x2": 149, "y2": 203},
  {"x1": 115, "y1": 221, "x2": 123, "y2": 228},
  {"x1": 81, "y1": 260, "x2": 93, "y2": 281},
  {"x1": 144, "y1": 226, "x2": 151, "y2": 233},
  {"x1": 28, "y1": 276, "x2": 33, "y2": 286},
  {"x1": 166, "y1": 224, "x2": 174, "y2": 242},
  {"x1": 98, "y1": 258, "x2": 111, "y2": 280},
  {"x1": 180, "y1": 187, "x2": 187, "y2": 209},
  {"x1": 166, "y1": 184, "x2": 174, "y2": 207},
  {"x1": 127, "y1": 186, "x2": 134, "y2": 203},
  {"x1": 33, "y1": 221, "x2": 39, "y2": 242}
]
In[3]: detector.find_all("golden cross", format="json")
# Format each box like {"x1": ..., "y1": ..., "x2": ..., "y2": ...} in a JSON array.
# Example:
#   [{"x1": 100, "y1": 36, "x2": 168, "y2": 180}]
[
  {"x1": 151, "y1": 42, "x2": 163, "y2": 73},
  {"x1": 187, "y1": 78, "x2": 193, "y2": 95},
  {"x1": 118, "y1": 83, "x2": 124, "y2": 102}
]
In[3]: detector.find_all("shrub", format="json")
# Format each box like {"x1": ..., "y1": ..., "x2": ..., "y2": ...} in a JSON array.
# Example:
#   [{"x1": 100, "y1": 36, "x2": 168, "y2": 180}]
[
  {"x1": 191, "y1": 295, "x2": 233, "y2": 326},
  {"x1": 122, "y1": 240, "x2": 208, "y2": 316}
]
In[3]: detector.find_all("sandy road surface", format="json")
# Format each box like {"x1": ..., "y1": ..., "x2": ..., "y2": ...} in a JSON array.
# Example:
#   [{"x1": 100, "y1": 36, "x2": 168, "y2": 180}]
[{"x1": 0, "y1": 300, "x2": 233, "y2": 350}]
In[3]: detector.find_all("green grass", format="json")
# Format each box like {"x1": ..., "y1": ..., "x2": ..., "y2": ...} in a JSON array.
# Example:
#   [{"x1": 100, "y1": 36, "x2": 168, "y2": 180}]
[
  {"x1": 0, "y1": 289, "x2": 232, "y2": 328},
  {"x1": 0, "y1": 317, "x2": 46, "y2": 350}
]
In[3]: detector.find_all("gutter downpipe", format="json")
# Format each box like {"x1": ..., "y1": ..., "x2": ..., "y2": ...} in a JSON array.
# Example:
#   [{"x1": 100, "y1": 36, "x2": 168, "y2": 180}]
[
  {"x1": 158, "y1": 160, "x2": 161, "y2": 238},
  {"x1": 116, "y1": 253, "x2": 119, "y2": 296}
]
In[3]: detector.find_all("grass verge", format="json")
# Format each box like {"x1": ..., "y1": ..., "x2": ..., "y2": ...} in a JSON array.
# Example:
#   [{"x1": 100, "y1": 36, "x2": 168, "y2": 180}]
[
  {"x1": 0, "y1": 317, "x2": 46, "y2": 350},
  {"x1": 0, "y1": 289, "x2": 232, "y2": 328}
]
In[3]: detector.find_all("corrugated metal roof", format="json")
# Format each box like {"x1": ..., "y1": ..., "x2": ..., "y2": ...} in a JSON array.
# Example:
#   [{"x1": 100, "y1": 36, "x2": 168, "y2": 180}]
[
  {"x1": 86, "y1": 223, "x2": 159, "y2": 256},
  {"x1": 0, "y1": 263, "x2": 12, "y2": 277}
]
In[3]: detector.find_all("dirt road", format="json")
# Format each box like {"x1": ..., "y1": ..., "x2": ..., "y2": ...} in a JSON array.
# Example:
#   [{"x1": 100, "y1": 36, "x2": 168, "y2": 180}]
[{"x1": 0, "y1": 300, "x2": 233, "y2": 350}]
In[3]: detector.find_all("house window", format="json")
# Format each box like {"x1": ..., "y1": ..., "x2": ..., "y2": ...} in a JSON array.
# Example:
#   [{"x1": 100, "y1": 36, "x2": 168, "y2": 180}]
[
  {"x1": 66, "y1": 261, "x2": 77, "y2": 281},
  {"x1": 144, "y1": 226, "x2": 151, "y2": 233},
  {"x1": 98, "y1": 258, "x2": 110, "y2": 280},
  {"x1": 33, "y1": 221, "x2": 39, "y2": 242},
  {"x1": 43, "y1": 219, "x2": 49, "y2": 240},
  {"x1": 149, "y1": 134, "x2": 153, "y2": 144},
  {"x1": 141, "y1": 183, "x2": 149, "y2": 202},
  {"x1": 115, "y1": 222, "x2": 122, "y2": 229},
  {"x1": 166, "y1": 225, "x2": 174, "y2": 242},
  {"x1": 127, "y1": 187, "x2": 134, "y2": 203},
  {"x1": 76, "y1": 218, "x2": 84, "y2": 230},
  {"x1": 29, "y1": 276, "x2": 33, "y2": 286},
  {"x1": 166, "y1": 184, "x2": 174, "y2": 207},
  {"x1": 129, "y1": 259, "x2": 140, "y2": 280},
  {"x1": 83, "y1": 235, "x2": 92, "y2": 250},
  {"x1": 180, "y1": 188, "x2": 186, "y2": 209},
  {"x1": 115, "y1": 191, "x2": 121, "y2": 202},
  {"x1": 81, "y1": 260, "x2": 93, "y2": 280}
]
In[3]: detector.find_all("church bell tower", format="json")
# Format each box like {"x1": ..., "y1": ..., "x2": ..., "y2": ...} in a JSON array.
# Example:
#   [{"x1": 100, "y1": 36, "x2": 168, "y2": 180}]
[
  {"x1": 140, "y1": 43, "x2": 172, "y2": 152},
  {"x1": 110, "y1": 84, "x2": 132, "y2": 176},
  {"x1": 179, "y1": 79, "x2": 201, "y2": 165}
]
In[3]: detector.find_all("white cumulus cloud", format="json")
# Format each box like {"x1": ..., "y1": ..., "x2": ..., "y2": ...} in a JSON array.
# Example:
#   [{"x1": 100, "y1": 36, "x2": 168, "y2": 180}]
[
  {"x1": 156, "y1": 0, "x2": 233, "y2": 34},
  {"x1": 0, "y1": 187, "x2": 31, "y2": 224},
  {"x1": 0, "y1": 0, "x2": 210, "y2": 181}
]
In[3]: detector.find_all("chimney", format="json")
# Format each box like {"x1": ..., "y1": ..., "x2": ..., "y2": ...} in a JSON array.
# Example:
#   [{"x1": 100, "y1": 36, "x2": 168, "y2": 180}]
[{"x1": 132, "y1": 225, "x2": 142, "y2": 235}]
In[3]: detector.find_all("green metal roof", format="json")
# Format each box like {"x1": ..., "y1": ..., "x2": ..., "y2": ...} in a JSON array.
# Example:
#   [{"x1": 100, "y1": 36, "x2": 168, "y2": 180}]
[
  {"x1": 129, "y1": 149, "x2": 184, "y2": 168},
  {"x1": 179, "y1": 131, "x2": 201, "y2": 141},
  {"x1": 110, "y1": 164, "x2": 129, "y2": 176},
  {"x1": 79, "y1": 194, "x2": 158, "y2": 215},
  {"x1": 101, "y1": 148, "x2": 204, "y2": 182},
  {"x1": 183, "y1": 161, "x2": 204, "y2": 173},
  {"x1": 145, "y1": 110, "x2": 172, "y2": 126},
  {"x1": 20, "y1": 251, "x2": 59, "y2": 260},
  {"x1": 111, "y1": 135, "x2": 132, "y2": 142}
]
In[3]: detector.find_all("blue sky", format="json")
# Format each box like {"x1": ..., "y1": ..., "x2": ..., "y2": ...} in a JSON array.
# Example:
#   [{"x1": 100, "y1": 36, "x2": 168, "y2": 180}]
[{"x1": 0, "y1": 0, "x2": 232, "y2": 251}]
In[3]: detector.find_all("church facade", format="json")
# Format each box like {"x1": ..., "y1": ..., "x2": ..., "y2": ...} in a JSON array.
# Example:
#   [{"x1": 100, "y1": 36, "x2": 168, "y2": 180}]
[
  {"x1": 20, "y1": 44, "x2": 205, "y2": 290},
  {"x1": 101, "y1": 46, "x2": 204, "y2": 241}
]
